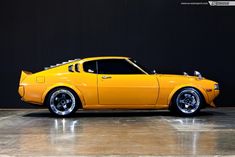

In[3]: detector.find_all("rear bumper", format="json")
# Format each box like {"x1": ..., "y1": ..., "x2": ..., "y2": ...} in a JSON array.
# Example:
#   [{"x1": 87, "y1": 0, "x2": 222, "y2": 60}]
[
  {"x1": 18, "y1": 85, "x2": 25, "y2": 97},
  {"x1": 18, "y1": 84, "x2": 44, "y2": 105}
]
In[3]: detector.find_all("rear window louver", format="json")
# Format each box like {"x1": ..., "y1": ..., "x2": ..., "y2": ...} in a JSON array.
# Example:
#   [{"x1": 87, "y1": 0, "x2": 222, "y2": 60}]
[
  {"x1": 68, "y1": 63, "x2": 80, "y2": 72},
  {"x1": 44, "y1": 58, "x2": 80, "y2": 70},
  {"x1": 75, "y1": 63, "x2": 79, "y2": 72}
]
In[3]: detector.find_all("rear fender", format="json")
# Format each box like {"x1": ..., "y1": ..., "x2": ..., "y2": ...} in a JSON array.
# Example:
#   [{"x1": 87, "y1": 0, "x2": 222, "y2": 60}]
[
  {"x1": 42, "y1": 83, "x2": 85, "y2": 107},
  {"x1": 19, "y1": 71, "x2": 32, "y2": 83}
]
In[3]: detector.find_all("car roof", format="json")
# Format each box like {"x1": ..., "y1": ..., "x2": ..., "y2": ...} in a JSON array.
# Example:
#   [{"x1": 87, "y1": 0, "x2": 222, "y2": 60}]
[{"x1": 81, "y1": 56, "x2": 130, "y2": 62}]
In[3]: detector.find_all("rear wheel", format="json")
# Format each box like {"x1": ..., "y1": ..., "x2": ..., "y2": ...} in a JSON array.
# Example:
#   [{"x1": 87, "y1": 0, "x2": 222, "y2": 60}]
[
  {"x1": 170, "y1": 88, "x2": 202, "y2": 116},
  {"x1": 46, "y1": 88, "x2": 79, "y2": 117}
]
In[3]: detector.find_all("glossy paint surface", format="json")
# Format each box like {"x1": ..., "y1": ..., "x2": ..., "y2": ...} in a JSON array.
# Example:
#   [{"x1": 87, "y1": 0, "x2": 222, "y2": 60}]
[
  {"x1": 18, "y1": 56, "x2": 219, "y2": 109},
  {"x1": 97, "y1": 74, "x2": 158, "y2": 105},
  {"x1": 0, "y1": 108, "x2": 234, "y2": 156}
]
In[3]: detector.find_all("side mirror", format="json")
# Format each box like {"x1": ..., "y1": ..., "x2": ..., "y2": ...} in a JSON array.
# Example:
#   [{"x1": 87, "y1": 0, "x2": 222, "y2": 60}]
[
  {"x1": 194, "y1": 71, "x2": 202, "y2": 79},
  {"x1": 152, "y1": 69, "x2": 157, "y2": 74},
  {"x1": 183, "y1": 72, "x2": 188, "y2": 76}
]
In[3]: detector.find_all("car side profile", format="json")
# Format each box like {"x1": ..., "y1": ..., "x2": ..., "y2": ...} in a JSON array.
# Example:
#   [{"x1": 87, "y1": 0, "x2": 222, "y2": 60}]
[{"x1": 18, "y1": 56, "x2": 219, "y2": 117}]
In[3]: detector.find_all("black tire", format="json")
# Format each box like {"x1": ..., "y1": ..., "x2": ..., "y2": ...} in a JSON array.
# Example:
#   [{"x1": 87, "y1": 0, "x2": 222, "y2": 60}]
[
  {"x1": 170, "y1": 87, "x2": 202, "y2": 116},
  {"x1": 46, "y1": 87, "x2": 79, "y2": 117}
]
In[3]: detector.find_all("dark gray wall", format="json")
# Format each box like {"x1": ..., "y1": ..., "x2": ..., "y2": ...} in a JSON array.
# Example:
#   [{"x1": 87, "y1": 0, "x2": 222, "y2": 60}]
[{"x1": 0, "y1": 0, "x2": 234, "y2": 108}]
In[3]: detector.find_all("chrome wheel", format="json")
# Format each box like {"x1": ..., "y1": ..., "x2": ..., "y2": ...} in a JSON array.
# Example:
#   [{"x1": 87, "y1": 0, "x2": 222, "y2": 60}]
[
  {"x1": 49, "y1": 89, "x2": 76, "y2": 116},
  {"x1": 176, "y1": 89, "x2": 201, "y2": 114}
]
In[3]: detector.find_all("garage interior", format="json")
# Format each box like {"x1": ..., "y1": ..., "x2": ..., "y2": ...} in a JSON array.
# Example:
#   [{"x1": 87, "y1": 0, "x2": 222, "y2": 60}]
[
  {"x1": 0, "y1": 108, "x2": 235, "y2": 156},
  {"x1": 1, "y1": 0, "x2": 235, "y2": 156}
]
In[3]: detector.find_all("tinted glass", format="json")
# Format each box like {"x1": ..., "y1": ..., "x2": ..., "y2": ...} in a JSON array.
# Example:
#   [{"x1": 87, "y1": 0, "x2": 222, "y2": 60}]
[
  {"x1": 129, "y1": 59, "x2": 154, "y2": 74},
  {"x1": 83, "y1": 61, "x2": 97, "y2": 73},
  {"x1": 97, "y1": 59, "x2": 144, "y2": 74}
]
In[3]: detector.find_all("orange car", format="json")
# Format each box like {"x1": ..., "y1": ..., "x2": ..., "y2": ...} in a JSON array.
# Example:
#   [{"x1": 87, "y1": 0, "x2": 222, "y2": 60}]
[{"x1": 18, "y1": 56, "x2": 219, "y2": 117}]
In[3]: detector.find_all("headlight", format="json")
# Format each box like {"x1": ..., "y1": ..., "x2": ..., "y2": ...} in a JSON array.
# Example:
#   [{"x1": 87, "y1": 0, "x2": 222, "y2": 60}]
[{"x1": 214, "y1": 84, "x2": 219, "y2": 90}]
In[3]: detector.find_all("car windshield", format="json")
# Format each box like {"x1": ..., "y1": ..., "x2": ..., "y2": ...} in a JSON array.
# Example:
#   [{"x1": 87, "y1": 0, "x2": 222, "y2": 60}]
[{"x1": 129, "y1": 59, "x2": 155, "y2": 74}]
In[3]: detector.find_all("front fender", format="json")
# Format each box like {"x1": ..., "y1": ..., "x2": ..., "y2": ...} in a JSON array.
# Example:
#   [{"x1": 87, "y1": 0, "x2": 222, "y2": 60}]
[
  {"x1": 41, "y1": 83, "x2": 86, "y2": 107},
  {"x1": 167, "y1": 84, "x2": 209, "y2": 106}
]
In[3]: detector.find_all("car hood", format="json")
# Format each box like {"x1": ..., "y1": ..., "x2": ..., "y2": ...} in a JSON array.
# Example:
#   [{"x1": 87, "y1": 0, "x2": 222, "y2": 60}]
[
  {"x1": 155, "y1": 74, "x2": 214, "y2": 82},
  {"x1": 157, "y1": 74, "x2": 198, "y2": 79},
  {"x1": 156, "y1": 74, "x2": 217, "y2": 84}
]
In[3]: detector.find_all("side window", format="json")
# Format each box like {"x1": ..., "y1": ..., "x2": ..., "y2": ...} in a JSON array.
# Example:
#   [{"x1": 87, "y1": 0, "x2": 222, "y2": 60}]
[
  {"x1": 97, "y1": 59, "x2": 144, "y2": 74},
  {"x1": 83, "y1": 61, "x2": 97, "y2": 73}
]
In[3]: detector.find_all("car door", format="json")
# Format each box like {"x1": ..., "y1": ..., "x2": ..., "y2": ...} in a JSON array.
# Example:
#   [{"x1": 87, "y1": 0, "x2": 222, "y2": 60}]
[
  {"x1": 78, "y1": 60, "x2": 98, "y2": 106},
  {"x1": 97, "y1": 59, "x2": 158, "y2": 105}
]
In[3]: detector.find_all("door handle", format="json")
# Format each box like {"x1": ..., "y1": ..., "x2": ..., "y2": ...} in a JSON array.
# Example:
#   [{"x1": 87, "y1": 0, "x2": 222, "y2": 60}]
[{"x1": 102, "y1": 76, "x2": 112, "y2": 79}]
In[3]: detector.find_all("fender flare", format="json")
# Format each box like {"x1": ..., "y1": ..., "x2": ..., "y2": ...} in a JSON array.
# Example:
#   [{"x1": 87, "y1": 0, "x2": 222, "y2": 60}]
[
  {"x1": 41, "y1": 83, "x2": 85, "y2": 107},
  {"x1": 167, "y1": 84, "x2": 209, "y2": 106}
]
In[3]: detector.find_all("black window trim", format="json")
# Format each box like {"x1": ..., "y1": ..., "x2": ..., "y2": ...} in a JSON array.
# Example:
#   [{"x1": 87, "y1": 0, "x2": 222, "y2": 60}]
[
  {"x1": 126, "y1": 59, "x2": 149, "y2": 75},
  {"x1": 82, "y1": 58, "x2": 150, "y2": 75}
]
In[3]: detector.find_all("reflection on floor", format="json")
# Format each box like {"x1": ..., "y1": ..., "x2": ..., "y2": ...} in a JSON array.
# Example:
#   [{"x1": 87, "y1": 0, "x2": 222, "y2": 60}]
[{"x1": 0, "y1": 108, "x2": 235, "y2": 156}]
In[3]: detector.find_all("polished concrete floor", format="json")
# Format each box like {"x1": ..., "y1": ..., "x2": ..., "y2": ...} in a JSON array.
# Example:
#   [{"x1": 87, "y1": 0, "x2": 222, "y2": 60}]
[{"x1": 0, "y1": 108, "x2": 235, "y2": 156}]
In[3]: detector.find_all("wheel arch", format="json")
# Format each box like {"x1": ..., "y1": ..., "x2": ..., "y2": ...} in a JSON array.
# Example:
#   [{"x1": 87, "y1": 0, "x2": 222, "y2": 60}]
[
  {"x1": 167, "y1": 84, "x2": 209, "y2": 108},
  {"x1": 42, "y1": 83, "x2": 85, "y2": 108}
]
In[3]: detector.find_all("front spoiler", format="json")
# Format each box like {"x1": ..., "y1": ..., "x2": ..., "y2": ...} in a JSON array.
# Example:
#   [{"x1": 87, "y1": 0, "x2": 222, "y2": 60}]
[{"x1": 209, "y1": 101, "x2": 216, "y2": 108}]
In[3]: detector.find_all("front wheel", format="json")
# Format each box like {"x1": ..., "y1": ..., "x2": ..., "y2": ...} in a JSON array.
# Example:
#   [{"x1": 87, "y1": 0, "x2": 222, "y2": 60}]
[
  {"x1": 46, "y1": 88, "x2": 78, "y2": 117},
  {"x1": 170, "y1": 88, "x2": 202, "y2": 116}
]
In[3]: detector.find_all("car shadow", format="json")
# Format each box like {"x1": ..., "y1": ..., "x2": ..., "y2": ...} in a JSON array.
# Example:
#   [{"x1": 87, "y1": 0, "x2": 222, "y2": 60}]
[{"x1": 22, "y1": 109, "x2": 224, "y2": 118}]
